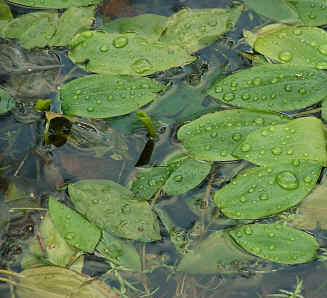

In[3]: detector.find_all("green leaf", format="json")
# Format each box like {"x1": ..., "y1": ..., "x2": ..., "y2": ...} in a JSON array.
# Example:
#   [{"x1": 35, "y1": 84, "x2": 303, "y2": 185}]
[
  {"x1": 286, "y1": 0, "x2": 327, "y2": 26},
  {"x1": 233, "y1": 117, "x2": 327, "y2": 166},
  {"x1": 68, "y1": 180, "x2": 161, "y2": 242},
  {"x1": 49, "y1": 6, "x2": 95, "y2": 47},
  {"x1": 48, "y1": 197, "x2": 101, "y2": 253},
  {"x1": 68, "y1": 31, "x2": 196, "y2": 76},
  {"x1": 246, "y1": 24, "x2": 327, "y2": 69},
  {"x1": 59, "y1": 74, "x2": 166, "y2": 118},
  {"x1": 0, "y1": 88, "x2": 14, "y2": 113},
  {"x1": 229, "y1": 223, "x2": 320, "y2": 264},
  {"x1": 214, "y1": 161, "x2": 321, "y2": 219},
  {"x1": 207, "y1": 64, "x2": 327, "y2": 111},
  {"x1": 7, "y1": 0, "x2": 101, "y2": 9},
  {"x1": 177, "y1": 109, "x2": 289, "y2": 161},
  {"x1": 100, "y1": 14, "x2": 168, "y2": 40},
  {"x1": 177, "y1": 230, "x2": 255, "y2": 274},
  {"x1": 160, "y1": 6, "x2": 243, "y2": 53},
  {"x1": 0, "y1": 0, "x2": 13, "y2": 20},
  {"x1": 97, "y1": 231, "x2": 142, "y2": 272},
  {"x1": 243, "y1": 0, "x2": 299, "y2": 23},
  {"x1": 16, "y1": 266, "x2": 119, "y2": 298},
  {"x1": 321, "y1": 98, "x2": 327, "y2": 122}
]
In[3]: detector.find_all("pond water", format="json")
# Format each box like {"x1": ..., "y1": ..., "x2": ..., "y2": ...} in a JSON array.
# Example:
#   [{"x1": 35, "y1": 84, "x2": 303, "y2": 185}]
[{"x1": 1, "y1": 0, "x2": 327, "y2": 297}]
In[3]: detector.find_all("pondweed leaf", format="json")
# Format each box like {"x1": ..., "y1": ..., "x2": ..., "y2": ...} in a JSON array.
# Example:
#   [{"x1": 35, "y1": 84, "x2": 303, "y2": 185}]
[
  {"x1": 16, "y1": 266, "x2": 118, "y2": 298},
  {"x1": 0, "y1": 88, "x2": 14, "y2": 113},
  {"x1": 177, "y1": 110, "x2": 289, "y2": 161},
  {"x1": 59, "y1": 74, "x2": 167, "y2": 118},
  {"x1": 48, "y1": 197, "x2": 101, "y2": 253},
  {"x1": 229, "y1": 223, "x2": 319, "y2": 264},
  {"x1": 68, "y1": 180, "x2": 161, "y2": 242},
  {"x1": 321, "y1": 98, "x2": 327, "y2": 122},
  {"x1": 214, "y1": 161, "x2": 321, "y2": 219},
  {"x1": 160, "y1": 6, "x2": 243, "y2": 53},
  {"x1": 97, "y1": 231, "x2": 142, "y2": 272},
  {"x1": 100, "y1": 14, "x2": 167, "y2": 40},
  {"x1": 177, "y1": 230, "x2": 255, "y2": 274},
  {"x1": 0, "y1": 0, "x2": 13, "y2": 20},
  {"x1": 233, "y1": 117, "x2": 327, "y2": 166},
  {"x1": 69, "y1": 31, "x2": 196, "y2": 76},
  {"x1": 245, "y1": 24, "x2": 327, "y2": 69},
  {"x1": 207, "y1": 64, "x2": 327, "y2": 111},
  {"x1": 7, "y1": 0, "x2": 100, "y2": 8}
]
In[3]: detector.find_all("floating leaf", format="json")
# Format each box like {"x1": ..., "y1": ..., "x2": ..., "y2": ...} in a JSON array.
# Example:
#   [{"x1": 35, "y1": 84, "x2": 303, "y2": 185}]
[
  {"x1": 68, "y1": 31, "x2": 196, "y2": 76},
  {"x1": 97, "y1": 231, "x2": 141, "y2": 272},
  {"x1": 214, "y1": 161, "x2": 321, "y2": 219},
  {"x1": 229, "y1": 223, "x2": 319, "y2": 264},
  {"x1": 0, "y1": 0, "x2": 13, "y2": 20},
  {"x1": 100, "y1": 14, "x2": 168, "y2": 40},
  {"x1": 68, "y1": 180, "x2": 161, "y2": 242},
  {"x1": 160, "y1": 6, "x2": 243, "y2": 53},
  {"x1": 177, "y1": 230, "x2": 255, "y2": 274},
  {"x1": 177, "y1": 109, "x2": 289, "y2": 161},
  {"x1": 207, "y1": 64, "x2": 327, "y2": 111},
  {"x1": 16, "y1": 266, "x2": 118, "y2": 298},
  {"x1": 7, "y1": 0, "x2": 101, "y2": 9},
  {"x1": 48, "y1": 197, "x2": 101, "y2": 253},
  {"x1": 233, "y1": 117, "x2": 327, "y2": 166},
  {"x1": 321, "y1": 98, "x2": 327, "y2": 122},
  {"x1": 245, "y1": 24, "x2": 327, "y2": 69},
  {"x1": 0, "y1": 88, "x2": 14, "y2": 113},
  {"x1": 59, "y1": 74, "x2": 166, "y2": 118}
]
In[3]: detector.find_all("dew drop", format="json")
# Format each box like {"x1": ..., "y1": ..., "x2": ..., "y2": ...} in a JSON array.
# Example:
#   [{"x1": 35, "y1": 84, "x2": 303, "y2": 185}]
[
  {"x1": 132, "y1": 58, "x2": 152, "y2": 74},
  {"x1": 298, "y1": 88, "x2": 307, "y2": 95},
  {"x1": 242, "y1": 93, "x2": 250, "y2": 100},
  {"x1": 65, "y1": 232, "x2": 75, "y2": 240},
  {"x1": 315, "y1": 61, "x2": 327, "y2": 69},
  {"x1": 87, "y1": 106, "x2": 94, "y2": 112},
  {"x1": 304, "y1": 176, "x2": 312, "y2": 183},
  {"x1": 240, "y1": 196, "x2": 247, "y2": 203},
  {"x1": 272, "y1": 147, "x2": 282, "y2": 155},
  {"x1": 279, "y1": 51, "x2": 292, "y2": 62},
  {"x1": 284, "y1": 84, "x2": 292, "y2": 92},
  {"x1": 113, "y1": 36, "x2": 128, "y2": 48},
  {"x1": 269, "y1": 244, "x2": 276, "y2": 250},
  {"x1": 244, "y1": 226, "x2": 253, "y2": 235},
  {"x1": 259, "y1": 193, "x2": 269, "y2": 200},
  {"x1": 319, "y1": 44, "x2": 327, "y2": 55},
  {"x1": 210, "y1": 132, "x2": 217, "y2": 138},
  {"x1": 293, "y1": 29, "x2": 302, "y2": 36},
  {"x1": 253, "y1": 78, "x2": 261, "y2": 86},
  {"x1": 240, "y1": 143, "x2": 251, "y2": 152},
  {"x1": 215, "y1": 86, "x2": 223, "y2": 93},
  {"x1": 232, "y1": 133, "x2": 241, "y2": 142},
  {"x1": 174, "y1": 175, "x2": 183, "y2": 182},
  {"x1": 100, "y1": 45, "x2": 109, "y2": 52},
  {"x1": 223, "y1": 93, "x2": 235, "y2": 102},
  {"x1": 276, "y1": 171, "x2": 299, "y2": 190}
]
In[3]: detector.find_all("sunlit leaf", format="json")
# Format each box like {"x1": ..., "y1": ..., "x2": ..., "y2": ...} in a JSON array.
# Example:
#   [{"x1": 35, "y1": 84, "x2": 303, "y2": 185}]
[
  {"x1": 0, "y1": 0, "x2": 13, "y2": 20},
  {"x1": 245, "y1": 24, "x2": 327, "y2": 69},
  {"x1": 177, "y1": 230, "x2": 255, "y2": 274},
  {"x1": 68, "y1": 31, "x2": 196, "y2": 76},
  {"x1": 68, "y1": 180, "x2": 161, "y2": 242},
  {"x1": 7, "y1": 0, "x2": 100, "y2": 8},
  {"x1": 100, "y1": 14, "x2": 167, "y2": 40},
  {"x1": 59, "y1": 74, "x2": 167, "y2": 118},
  {"x1": 207, "y1": 64, "x2": 327, "y2": 111},
  {"x1": 321, "y1": 98, "x2": 327, "y2": 122},
  {"x1": 177, "y1": 109, "x2": 289, "y2": 161},
  {"x1": 48, "y1": 197, "x2": 101, "y2": 253},
  {"x1": 97, "y1": 231, "x2": 141, "y2": 272},
  {"x1": 229, "y1": 223, "x2": 319, "y2": 264},
  {"x1": 0, "y1": 88, "x2": 14, "y2": 113},
  {"x1": 214, "y1": 161, "x2": 321, "y2": 219},
  {"x1": 233, "y1": 117, "x2": 327, "y2": 166},
  {"x1": 16, "y1": 266, "x2": 119, "y2": 298},
  {"x1": 160, "y1": 6, "x2": 243, "y2": 53}
]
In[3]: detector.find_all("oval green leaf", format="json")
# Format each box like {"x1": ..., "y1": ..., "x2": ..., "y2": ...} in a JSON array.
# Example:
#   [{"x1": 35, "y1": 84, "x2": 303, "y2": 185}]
[
  {"x1": 233, "y1": 117, "x2": 327, "y2": 166},
  {"x1": 229, "y1": 223, "x2": 319, "y2": 264},
  {"x1": 0, "y1": 0, "x2": 13, "y2": 20},
  {"x1": 68, "y1": 180, "x2": 161, "y2": 242},
  {"x1": 0, "y1": 88, "x2": 14, "y2": 113},
  {"x1": 69, "y1": 31, "x2": 196, "y2": 76},
  {"x1": 7, "y1": 0, "x2": 100, "y2": 8},
  {"x1": 247, "y1": 24, "x2": 327, "y2": 69},
  {"x1": 207, "y1": 64, "x2": 327, "y2": 111},
  {"x1": 59, "y1": 74, "x2": 166, "y2": 118},
  {"x1": 48, "y1": 197, "x2": 101, "y2": 253},
  {"x1": 214, "y1": 161, "x2": 321, "y2": 219},
  {"x1": 177, "y1": 109, "x2": 289, "y2": 161}
]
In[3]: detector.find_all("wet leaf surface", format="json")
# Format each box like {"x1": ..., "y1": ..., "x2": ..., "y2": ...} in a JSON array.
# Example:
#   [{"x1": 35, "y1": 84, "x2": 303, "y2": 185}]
[
  {"x1": 0, "y1": 0, "x2": 13, "y2": 20},
  {"x1": 7, "y1": 0, "x2": 101, "y2": 9},
  {"x1": 0, "y1": 88, "x2": 14, "y2": 113}
]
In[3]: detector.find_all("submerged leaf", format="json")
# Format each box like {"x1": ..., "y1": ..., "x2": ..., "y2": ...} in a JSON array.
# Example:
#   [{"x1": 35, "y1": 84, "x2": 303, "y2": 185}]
[
  {"x1": 69, "y1": 31, "x2": 196, "y2": 76},
  {"x1": 7, "y1": 0, "x2": 101, "y2": 9},
  {"x1": 177, "y1": 109, "x2": 289, "y2": 161},
  {"x1": 59, "y1": 74, "x2": 166, "y2": 118},
  {"x1": 207, "y1": 64, "x2": 327, "y2": 111},
  {"x1": 0, "y1": 88, "x2": 14, "y2": 113},
  {"x1": 229, "y1": 223, "x2": 319, "y2": 264},
  {"x1": 68, "y1": 180, "x2": 161, "y2": 242},
  {"x1": 233, "y1": 117, "x2": 327, "y2": 166},
  {"x1": 214, "y1": 161, "x2": 321, "y2": 219}
]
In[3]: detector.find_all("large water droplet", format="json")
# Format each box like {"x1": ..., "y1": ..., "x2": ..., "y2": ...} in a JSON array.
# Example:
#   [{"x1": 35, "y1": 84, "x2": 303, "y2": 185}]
[
  {"x1": 87, "y1": 106, "x2": 94, "y2": 112},
  {"x1": 232, "y1": 133, "x2": 241, "y2": 142},
  {"x1": 279, "y1": 51, "x2": 292, "y2": 62},
  {"x1": 132, "y1": 58, "x2": 152, "y2": 74},
  {"x1": 113, "y1": 36, "x2": 128, "y2": 48},
  {"x1": 240, "y1": 143, "x2": 251, "y2": 152},
  {"x1": 244, "y1": 226, "x2": 253, "y2": 235},
  {"x1": 65, "y1": 232, "x2": 75, "y2": 240},
  {"x1": 223, "y1": 93, "x2": 235, "y2": 102},
  {"x1": 174, "y1": 175, "x2": 183, "y2": 182},
  {"x1": 259, "y1": 193, "x2": 269, "y2": 200},
  {"x1": 100, "y1": 45, "x2": 109, "y2": 52},
  {"x1": 276, "y1": 171, "x2": 299, "y2": 190},
  {"x1": 272, "y1": 147, "x2": 282, "y2": 155}
]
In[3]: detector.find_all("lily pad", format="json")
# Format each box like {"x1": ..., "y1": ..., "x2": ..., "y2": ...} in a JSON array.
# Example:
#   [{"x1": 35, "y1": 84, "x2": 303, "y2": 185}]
[
  {"x1": 48, "y1": 197, "x2": 101, "y2": 253},
  {"x1": 68, "y1": 180, "x2": 161, "y2": 242},
  {"x1": 97, "y1": 231, "x2": 141, "y2": 272},
  {"x1": 214, "y1": 161, "x2": 321, "y2": 219},
  {"x1": 160, "y1": 6, "x2": 243, "y2": 53},
  {"x1": 100, "y1": 14, "x2": 168, "y2": 40},
  {"x1": 177, "y1": 109, "x2": 289, "y2": 161},
  {"x1": 177, "y1": 230, "x2": 255, "y2": 274},
  {"x1": 0, "y1": 88, "x2": 14, "y2": 113},
  {"x1": 245, "y1": 24, "x2": 327, "y2": 69},
  {"x1": 68, "y1": 31, "x2": 196, "y2": 76},
  {"x1": 207, "y1": 64, "x2": 327, "y2": 111},
  {"x1": 7, "y1": 0, "x2": 101, "y2": 8},
  {"x1": 59, "y1": 74, "x2": 167, "y2": 118},
  {"x1": 233, "y1": 117, "x2": 327, "y2": 166},
  {"x1": 229, "y1": 223, "x2": 320, "y2": 264},
  {"x1": 16, "y1": 266, "x2": 118, "y2": 298}
]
